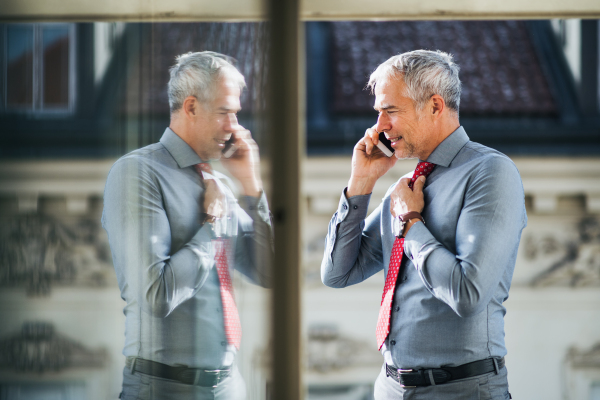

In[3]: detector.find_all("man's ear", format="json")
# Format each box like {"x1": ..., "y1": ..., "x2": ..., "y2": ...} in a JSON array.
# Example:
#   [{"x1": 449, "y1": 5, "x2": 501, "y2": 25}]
[
  {"x1": 430, "y1": 95, "x2": 445, "y2": 119},
  {"x1": 182, "y1": 96, "x2": 198, "y2": 120}
]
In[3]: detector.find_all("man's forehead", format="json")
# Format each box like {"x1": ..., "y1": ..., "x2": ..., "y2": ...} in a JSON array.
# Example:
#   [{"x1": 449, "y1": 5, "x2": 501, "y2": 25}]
[
  {"x1": 212, "y1": 79, "x2": 242, "y2": 110},
  {"x1": 374, "y1": 78, "x2": 409, "y2": 109}
]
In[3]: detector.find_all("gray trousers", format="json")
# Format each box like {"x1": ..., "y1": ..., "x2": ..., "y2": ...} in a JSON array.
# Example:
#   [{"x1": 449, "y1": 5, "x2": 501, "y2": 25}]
[
  {"x1": 120, "y1": 365, "x2": 246, "y2": 400},
  {"x1": 374, "y1": 363, "x2": 511, "y2": 400}
]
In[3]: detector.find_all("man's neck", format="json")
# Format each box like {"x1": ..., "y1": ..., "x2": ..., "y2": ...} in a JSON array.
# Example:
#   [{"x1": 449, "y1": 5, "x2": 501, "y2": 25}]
[
  {"x1": 168, "y1": 120, "x2": 205, "y2": 160},
  {"x1": 421, "y1": 119, "x2": 460, "y2": 161}
]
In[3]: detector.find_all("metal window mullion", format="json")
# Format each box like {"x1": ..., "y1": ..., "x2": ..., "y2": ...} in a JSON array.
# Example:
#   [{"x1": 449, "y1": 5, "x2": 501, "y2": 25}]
[
  {"x1": 268, "y1": 0, "x2": 304, "y2": 399},
  {"x1": 68, "y1": 23, "x2": 76, "y2": 113},
  {"x1": 1, "y1": 25, "x2": 6, "y2": 110},
  {"x1": 33, "y1": 23, "x2": 41, "y2": 111}
]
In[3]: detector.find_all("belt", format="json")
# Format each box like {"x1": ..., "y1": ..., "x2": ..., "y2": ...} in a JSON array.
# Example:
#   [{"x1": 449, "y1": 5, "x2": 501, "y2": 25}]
[
  {"x1": 125, "y1": 356, "x2": 231, "y2": 387},
  {"x1": 386, "y1": 357, "x2": 505, "y2": 387}
]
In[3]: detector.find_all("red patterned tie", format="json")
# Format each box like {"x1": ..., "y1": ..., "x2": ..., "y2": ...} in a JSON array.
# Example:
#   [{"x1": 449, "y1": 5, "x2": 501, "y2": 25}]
[
  {"x1": 194, "y1": 163, "x2": 242, "y2": 349},
  {"x1": 375, "y1": 161, "x2": 435, "y2": 350},
  {"x1": 214, "y1": 238, "x2": 242, "y2": 349}
]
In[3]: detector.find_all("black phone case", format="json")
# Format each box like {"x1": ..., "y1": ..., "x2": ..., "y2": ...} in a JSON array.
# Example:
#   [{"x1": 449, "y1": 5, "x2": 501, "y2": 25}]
[{"x1": 377, "y1": 132, "x2": 394, "y2": 157}]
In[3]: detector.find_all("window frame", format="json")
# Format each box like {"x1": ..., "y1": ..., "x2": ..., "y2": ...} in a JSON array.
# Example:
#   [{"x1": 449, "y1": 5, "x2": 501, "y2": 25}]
[{"x1": 1, "y1": 23, "x2": 77, "y2": 116}]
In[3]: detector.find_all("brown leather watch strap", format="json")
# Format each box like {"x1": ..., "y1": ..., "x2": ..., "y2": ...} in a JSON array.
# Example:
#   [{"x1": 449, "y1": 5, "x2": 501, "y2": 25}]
[
  {"x1": 399, "y1": 211, "x2": 424, "y2": 224},
  {"x1": 200, "y1": 213, "x2": 218, "y2": 225}
]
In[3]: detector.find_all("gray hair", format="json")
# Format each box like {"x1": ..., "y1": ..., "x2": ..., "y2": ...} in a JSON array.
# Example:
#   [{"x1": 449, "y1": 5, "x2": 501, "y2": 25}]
[
  {"x1": 168, "y1": 51, "x2": 246, "y2": 113},
  {"x1": 368, "y1": 50, "x2": 461, "y2": 116}
]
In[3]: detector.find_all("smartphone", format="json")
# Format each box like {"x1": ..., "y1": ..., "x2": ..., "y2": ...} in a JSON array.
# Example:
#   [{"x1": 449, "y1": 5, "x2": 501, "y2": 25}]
[
  {"x1": 222, "y1": 136, "x2": 238, "y2": 158},
  {"x1": 375, "y1": 132, "x2": 394, "y2": 157}
]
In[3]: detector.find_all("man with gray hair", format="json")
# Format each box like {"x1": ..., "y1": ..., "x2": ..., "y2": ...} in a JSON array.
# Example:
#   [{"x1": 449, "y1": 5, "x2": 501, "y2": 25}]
[
  {"x1": 103, "y1": 51, "x2": 272, "y2": 399},
  {"x1": 321, "y1": 50, "x2": 526, "y2": 399}
]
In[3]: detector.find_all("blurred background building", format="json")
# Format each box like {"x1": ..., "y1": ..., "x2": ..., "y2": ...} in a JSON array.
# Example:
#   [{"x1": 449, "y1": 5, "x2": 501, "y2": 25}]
[{"x1": 0, "y1": 19, "x2": 599, "y2": 400}]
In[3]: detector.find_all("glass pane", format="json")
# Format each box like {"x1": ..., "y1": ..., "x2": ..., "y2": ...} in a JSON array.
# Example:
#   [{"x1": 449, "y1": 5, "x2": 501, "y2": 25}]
[
  {"x1": 0, "y1": 383, "x2": 85, "y2": 400},
  {"x1": 0, "y1": 22, "x2": 273, "y2": 400},
  {"x1": 6, "y1": 25, "x2": 34, "y2": 107},
  {"x1": 592, "y1": 382, "x2": 600, "y2": 400},
  {"x1": 42, "y1": 25, "x2": 70, "y2": 108},
  {"x1": 303, "y1": 18, "x2": 600, "y2": 400}
]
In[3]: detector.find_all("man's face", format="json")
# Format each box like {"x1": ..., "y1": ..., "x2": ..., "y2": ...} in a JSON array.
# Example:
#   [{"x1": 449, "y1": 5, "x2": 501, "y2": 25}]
[
  {"x1": 192, "y1": 74, "x2": 242, "y2": 161},
  {"x1": 374, "y1": 77, "x2": 434, "y2": 160}
]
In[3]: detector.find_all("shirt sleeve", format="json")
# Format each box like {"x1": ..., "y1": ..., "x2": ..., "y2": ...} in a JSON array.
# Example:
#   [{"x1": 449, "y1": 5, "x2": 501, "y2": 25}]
[
  {"x1": 403, "y1": 156, "x2": 527, "y2": 318},
  {"x1": 102, "y1": 157, "x2": 217, "y2": 318},
  {"x1": 321, "y1": 188, "x2": 385, "y2": 288},
  {"x1": 233, "y1": 191, "x2": 273, "y2": 287}
]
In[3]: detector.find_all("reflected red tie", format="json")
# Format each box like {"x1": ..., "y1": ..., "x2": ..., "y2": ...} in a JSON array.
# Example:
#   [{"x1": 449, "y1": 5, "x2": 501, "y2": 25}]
[
  {"x1": 194, "y1": 163, "x2": 242, "y2": 349},
  {"x1": 375, "y1": 162, "x2": 435, "y2": 350}
]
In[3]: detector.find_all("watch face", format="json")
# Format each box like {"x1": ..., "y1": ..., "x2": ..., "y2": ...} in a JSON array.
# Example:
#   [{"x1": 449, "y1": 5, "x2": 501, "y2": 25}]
[{"x1": 393, "y1": 216, "x2": 404, "y2": 238}]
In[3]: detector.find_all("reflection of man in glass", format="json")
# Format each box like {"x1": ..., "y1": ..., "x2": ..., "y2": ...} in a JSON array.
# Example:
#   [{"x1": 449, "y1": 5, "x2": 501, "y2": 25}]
[
  {"x1": 102, "y1": 51, "x2": 272, "y2": 400},
  {"x1": 321, "y1": 50, "x2": 526, "y2": 399}
]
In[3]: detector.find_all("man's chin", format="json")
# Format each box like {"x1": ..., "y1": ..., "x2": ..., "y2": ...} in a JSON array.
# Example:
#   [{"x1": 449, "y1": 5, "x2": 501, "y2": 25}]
[
  {"x1": 206, "y1": 149, "x2": 223, "y2": 161},
  {"x1": 394, "y1": 151, "x2": 411, "y2": 160},
  {"x1": 393, "y1": 144, "x2": 418, "y2": 160}
]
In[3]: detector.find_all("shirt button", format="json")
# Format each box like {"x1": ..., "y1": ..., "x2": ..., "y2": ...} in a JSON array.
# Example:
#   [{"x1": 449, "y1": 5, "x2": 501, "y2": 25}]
[
  {"x1": 403, "y1": 276, "x2": 408, "y2": 282},
  {"x1": 353, "y1": 205, "x2": 358, "y2": 209},
  {"x1": 395, "y1": 306, "x2": 400, "y2": 312},
  {"x1": 391, "y1": 340, "x2": 396, "y2": 345},
  {"x1": 343, "y1": 204, "x2": 348, "y2": 210},
  {"x1": 221, "y1": 341, "x2": 227, "y2": 346}
]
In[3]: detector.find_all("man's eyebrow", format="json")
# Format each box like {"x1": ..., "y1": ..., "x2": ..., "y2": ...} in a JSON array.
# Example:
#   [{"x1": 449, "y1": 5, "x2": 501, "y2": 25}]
[
  {"x1": 217, "y1": 106, "x2": 242, "y2": 112},
  {"x1": 373, "y1": 103, "x2": 398, "y2": 111}
]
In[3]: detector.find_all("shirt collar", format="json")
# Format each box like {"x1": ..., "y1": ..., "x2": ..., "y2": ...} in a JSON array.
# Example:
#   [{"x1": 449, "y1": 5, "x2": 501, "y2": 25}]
[
  {"x1": 159, "y1": 127, "x2": 204, "y2": 168},
  {"x1": 421, "y1": 126, "x2": 469, "y2": 167}
]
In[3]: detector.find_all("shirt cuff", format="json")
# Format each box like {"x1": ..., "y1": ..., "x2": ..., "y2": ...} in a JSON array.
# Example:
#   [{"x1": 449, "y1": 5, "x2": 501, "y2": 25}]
[
  {"x1": 403, "y1": 221, "x2": 432, "y2": 263},
  {"x1": 189, "y1": 221, "x2": 217, "y2": 246},
  {"x1": 336, "y1": 187, "x2": 371, "y2": 224},
  {"x1": 240, "y1": 190, "x2": 270, "y2": 223}
]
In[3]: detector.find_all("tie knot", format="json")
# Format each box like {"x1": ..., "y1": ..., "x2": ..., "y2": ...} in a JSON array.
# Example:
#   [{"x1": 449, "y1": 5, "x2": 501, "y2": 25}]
[
  {"x1": 194, "y1": 163, "x2": 212, "y2": 175},
  {"x1": 409, "y1": 162, "x2": 435, "y2": 189}
]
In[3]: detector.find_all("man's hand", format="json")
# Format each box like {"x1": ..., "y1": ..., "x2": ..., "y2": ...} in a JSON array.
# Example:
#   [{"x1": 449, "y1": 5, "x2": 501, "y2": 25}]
[
  {"x1": 220, "y1": 128, "x2": 263, "y2": 197},
  {"x1": 390, "y1": 176, "x2": 426, "y2": 218},
  {"x1": 347, "y1": 126, "x2": 397, "y2": 197},
  {"x1": 204, "y1": 178, "x2": 227, "y2": 219}
]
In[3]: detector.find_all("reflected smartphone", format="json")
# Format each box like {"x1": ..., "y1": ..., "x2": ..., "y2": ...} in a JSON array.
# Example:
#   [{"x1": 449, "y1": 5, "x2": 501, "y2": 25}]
[
  {"x1": 222, "y1": 136, "x2": 238, "y2": 158},
  {"x1": 375, "y1": 132, "x2": 394, "y2": 157}
]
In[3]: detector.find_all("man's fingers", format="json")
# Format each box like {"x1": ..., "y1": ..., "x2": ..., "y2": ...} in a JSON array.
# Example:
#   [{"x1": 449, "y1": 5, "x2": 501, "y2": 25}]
[
  {"x1": 204, "y1": 179, "x2": 226, "y2": 217},
  {"x1": 399, "y1": 177, "x2": 411, "y2": 187},
  {"x1": 205, "y1": 178, "x2": 224, "y2": 197},
  {"x1": 413, "y1": 175, "x2": 426, "y2": 193},
  {"x1": 367, "y1": 126, "x2": 379, "y2": 145},
  {"x1": 204, "y1": 178, "x2": 217, "y2": 192},
  {"x1": 363, "y1": 136, "x2": 374, "y2": 155},
  {"x1": 233, "y1": 128, "x2": 251, "y2": 140}
]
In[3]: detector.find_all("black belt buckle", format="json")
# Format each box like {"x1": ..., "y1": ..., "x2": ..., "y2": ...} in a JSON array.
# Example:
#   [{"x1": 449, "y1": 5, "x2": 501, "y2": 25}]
[
  {"x1": 196, "y1": 369, "x2": 223, "y2": 387},
  {"x1": 398, "y1": 368, "x2": 416, "y2": 388}
]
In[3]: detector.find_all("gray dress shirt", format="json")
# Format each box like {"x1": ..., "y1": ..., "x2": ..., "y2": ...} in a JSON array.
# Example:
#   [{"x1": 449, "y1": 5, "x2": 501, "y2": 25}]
[
  {"x1": 321, "y1": 127, "x2": 527, "y2": 369},
  {"x1": 102, "y1": 128, "x2": 272, "y2": 369}
]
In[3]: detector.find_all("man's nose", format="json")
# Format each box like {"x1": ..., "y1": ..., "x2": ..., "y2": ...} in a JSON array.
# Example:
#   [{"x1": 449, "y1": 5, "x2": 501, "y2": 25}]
[
  {"x1": 375, "y1": 113, "x2": 390, "y2": 133},
  {"x1": 226, "y1": 113, "x2": 240, "y2": 130}
]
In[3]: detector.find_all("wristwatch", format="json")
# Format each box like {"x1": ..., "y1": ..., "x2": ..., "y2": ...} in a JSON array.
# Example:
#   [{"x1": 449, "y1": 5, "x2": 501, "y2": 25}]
[
  {"x1": 200, "y1": 213, "x2": 218, "y2": 225},
  {"x1": 393, "y1": 211, "x2": 425, "y2": 238}
]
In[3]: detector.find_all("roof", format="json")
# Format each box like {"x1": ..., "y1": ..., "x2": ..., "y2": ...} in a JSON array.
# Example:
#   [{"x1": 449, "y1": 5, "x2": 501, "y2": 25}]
[
  {"x1": 126, "y1": 23, "x2": 268, "y2": 115},
  {"x1": 127, "y1": 21, "x2": 557, "y2": 117},
  {"x1": 330, "y1": 21, "x2": 557, "y2": 116}
]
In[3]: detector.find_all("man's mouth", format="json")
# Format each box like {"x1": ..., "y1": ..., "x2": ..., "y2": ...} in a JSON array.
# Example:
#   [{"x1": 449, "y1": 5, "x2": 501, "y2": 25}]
[
  {"x1": 215, "y1": 137, "x2": 230, "y2": 147},
  {"x1": 389, "y1": 136, "x2": 402, "y2": 146}
]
